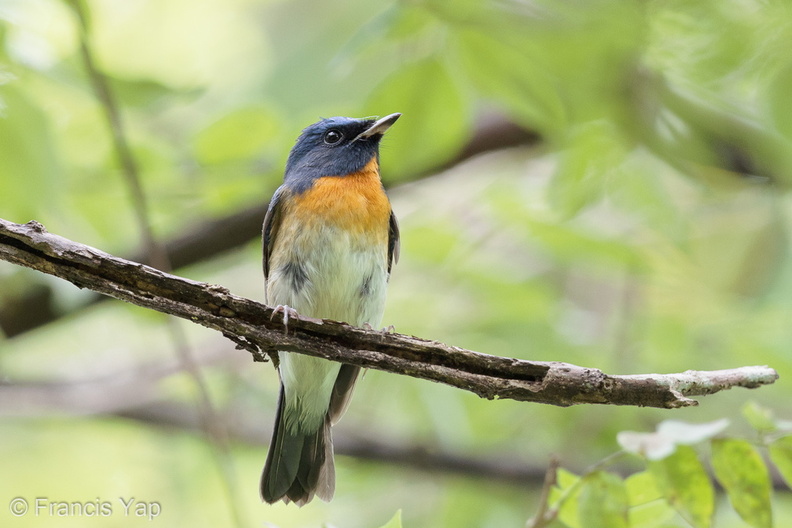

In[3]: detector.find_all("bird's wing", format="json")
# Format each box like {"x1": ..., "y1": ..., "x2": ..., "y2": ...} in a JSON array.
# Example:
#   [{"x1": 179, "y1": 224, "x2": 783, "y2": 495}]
[
  {"x1": 262, "y1": 187, "x2": 287, "y2": 281},
  {"x1": 387, "y1": 210, "x2": 400, "y2": 276}
]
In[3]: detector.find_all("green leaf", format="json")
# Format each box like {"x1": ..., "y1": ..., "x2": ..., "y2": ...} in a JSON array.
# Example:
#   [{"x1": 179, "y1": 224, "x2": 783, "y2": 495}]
[
  {"x1": 710, "y1": 438, "x2": 772, "y2": 528},
  {"x1": 512, "y1": 218, "x2": 644, "y2": 271},
  {"x1": 625, "y1": 470, "x2": 679, "y2": 528},
  {"x1": 377, "y1": 509, "x2": 402, "y2": 528},
  {"x1": 364, "y1": 57, "x2": 470, "y2": 178},
  {"x1": 549, "y1": 468, "x2": 582, "y2": 528},
  {"x1": 769, "y1": 435, "x2": 792, "y2": 490},
  {"x1": 0, "y1": 82, "x2": 61, "y2": 221},
  {"x1": 762, "y1": 57, "x2": 792, "y2": 141},
  {"x1": 626, "y1": 471, "x2": 664, "y2": 505},
  {"x1": 604, "y1": 153, "x2": 684, "y2": 241},
  {"x1": 192, "y1": 106, "x2": 281, "y2": 165},
  {"x1": 557, "y1": 467, "x2": 581, "y2": 489},
  {"x1": 742, "y1": 401, "x2": 777, "y2": 434},
  {"x1": 628, "y1": 501, "x2": 678, "y2": 528},
  {"x1": 577, "y1": 471, "x2": 628, "y2": 528},
  {"x1": 109, "y1": 75, "x2": 185, "y2": 108},
  {"x1": 649, "y1": 445, "x2": 714, "y2": 528},
  {"x1": 549, "y1": 121, "x2": 628, "y2": 218},
  {"x1": 452, "y1": 29, "x2": 565, "y2": 134}
]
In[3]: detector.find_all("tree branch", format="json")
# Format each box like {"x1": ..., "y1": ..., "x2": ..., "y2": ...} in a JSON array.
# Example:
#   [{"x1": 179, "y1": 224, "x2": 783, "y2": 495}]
[
  {"x1": 116, "y1": 402, "x2": 551, "y2": 485},
  {"x1": 0, "y1": 218, "x2": 778, "y2": 408}
]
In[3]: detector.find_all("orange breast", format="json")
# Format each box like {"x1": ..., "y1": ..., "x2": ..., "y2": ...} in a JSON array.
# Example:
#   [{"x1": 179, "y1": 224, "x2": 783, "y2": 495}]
[{"x1": 291, "y1": 158, "x2": 391, "y2": 240}]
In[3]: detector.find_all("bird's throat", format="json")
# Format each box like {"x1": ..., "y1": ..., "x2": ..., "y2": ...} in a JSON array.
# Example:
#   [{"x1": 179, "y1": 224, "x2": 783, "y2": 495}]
[{"x1": 291, "y1": 158, "x2": 390, "y2": 237}]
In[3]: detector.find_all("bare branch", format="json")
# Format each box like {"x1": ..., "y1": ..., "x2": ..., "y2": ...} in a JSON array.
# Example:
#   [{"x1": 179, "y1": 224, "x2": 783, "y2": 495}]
[
  {"x1": 116, "y1": 401, "x2": 551, "y2": 485},
  {"x1": 0, "y1": 218, "x2": 779, "y2": 408}
]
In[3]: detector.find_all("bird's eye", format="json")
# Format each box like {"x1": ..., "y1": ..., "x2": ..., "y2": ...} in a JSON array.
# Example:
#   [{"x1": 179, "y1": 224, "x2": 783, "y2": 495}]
[{"x1": 324, "y1": 130, "x2": 343, "y2": 145}]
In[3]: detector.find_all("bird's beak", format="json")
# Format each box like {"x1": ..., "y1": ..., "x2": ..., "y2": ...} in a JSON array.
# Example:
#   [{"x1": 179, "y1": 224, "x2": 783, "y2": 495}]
[{"x1": 355, "y1": 113, "x2": 401, "y2": 141}]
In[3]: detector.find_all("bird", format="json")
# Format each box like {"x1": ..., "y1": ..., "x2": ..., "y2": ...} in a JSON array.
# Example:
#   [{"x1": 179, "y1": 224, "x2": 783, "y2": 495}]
[{"x1": 260, "y1": 113, "x2": 401, "y2": 505}]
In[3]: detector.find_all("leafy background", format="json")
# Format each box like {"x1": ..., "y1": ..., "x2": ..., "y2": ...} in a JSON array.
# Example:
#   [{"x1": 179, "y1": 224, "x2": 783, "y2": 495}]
[{"x1": 1, "y1": 0, "x2": 792, "y2": 526}]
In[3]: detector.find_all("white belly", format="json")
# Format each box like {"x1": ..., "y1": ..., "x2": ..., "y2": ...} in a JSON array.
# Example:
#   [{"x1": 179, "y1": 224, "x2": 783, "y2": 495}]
[{"x1": 266, "y1": 223, "x2": 388, "y2": 432}]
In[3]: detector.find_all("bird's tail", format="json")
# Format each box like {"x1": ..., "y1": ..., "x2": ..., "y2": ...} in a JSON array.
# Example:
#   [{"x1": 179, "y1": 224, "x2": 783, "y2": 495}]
[{"x1": 260, "y1": 387, "x2": 335, "y2": 506}]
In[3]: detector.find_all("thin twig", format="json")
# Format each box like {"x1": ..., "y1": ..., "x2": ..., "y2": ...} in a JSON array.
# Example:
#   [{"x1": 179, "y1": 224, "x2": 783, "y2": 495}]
[
  {"x1": 69, "y1": 2, "x2": 246, "y2": 524},
  {"x1": 70, "y1": 0, "x2": 154, "y2": 260},
  {"x1": 527, "y1": 457, "x2": 560, "y2": 528}
]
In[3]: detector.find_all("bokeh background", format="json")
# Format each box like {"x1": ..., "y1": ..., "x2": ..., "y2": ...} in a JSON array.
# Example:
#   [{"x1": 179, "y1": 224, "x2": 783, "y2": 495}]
[{"x1": 2, "y1": 0, "x2": 792, "y2": 526}]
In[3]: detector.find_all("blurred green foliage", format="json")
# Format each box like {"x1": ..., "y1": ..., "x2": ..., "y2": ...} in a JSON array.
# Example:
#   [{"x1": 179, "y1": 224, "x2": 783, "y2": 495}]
[{"x1": 2, "y1": 0, "x2": 792, "y2": 526}]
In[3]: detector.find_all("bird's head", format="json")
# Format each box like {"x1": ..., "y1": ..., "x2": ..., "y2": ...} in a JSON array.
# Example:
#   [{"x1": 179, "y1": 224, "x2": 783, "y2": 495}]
[{"x1": 284, "y1": 113, "x2": 400, "y2": 191}]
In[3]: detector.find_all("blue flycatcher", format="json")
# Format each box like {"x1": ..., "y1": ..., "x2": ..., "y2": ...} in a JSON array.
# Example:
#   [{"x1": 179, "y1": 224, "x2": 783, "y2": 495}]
[{"x1": 260, "y1": 113, "x2": 400, "y2": 505}]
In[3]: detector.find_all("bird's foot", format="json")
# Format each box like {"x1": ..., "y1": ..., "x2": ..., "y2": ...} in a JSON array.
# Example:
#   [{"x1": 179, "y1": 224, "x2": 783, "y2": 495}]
[
  {"x1": 270, "y1": 305, "x2": 299, "y2": 335},
  {"x1": 362, "y1": 322, "x2": 397, "y2": 334}
]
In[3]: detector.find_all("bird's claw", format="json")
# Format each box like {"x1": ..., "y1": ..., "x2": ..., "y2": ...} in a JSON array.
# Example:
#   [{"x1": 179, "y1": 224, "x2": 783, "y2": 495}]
[
  {"x1": 271, "y1": 305, "x2": 299, "y2": 335},
  {"x1": 362, "y1": 322, "x2": 397, "y2": 334}
]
